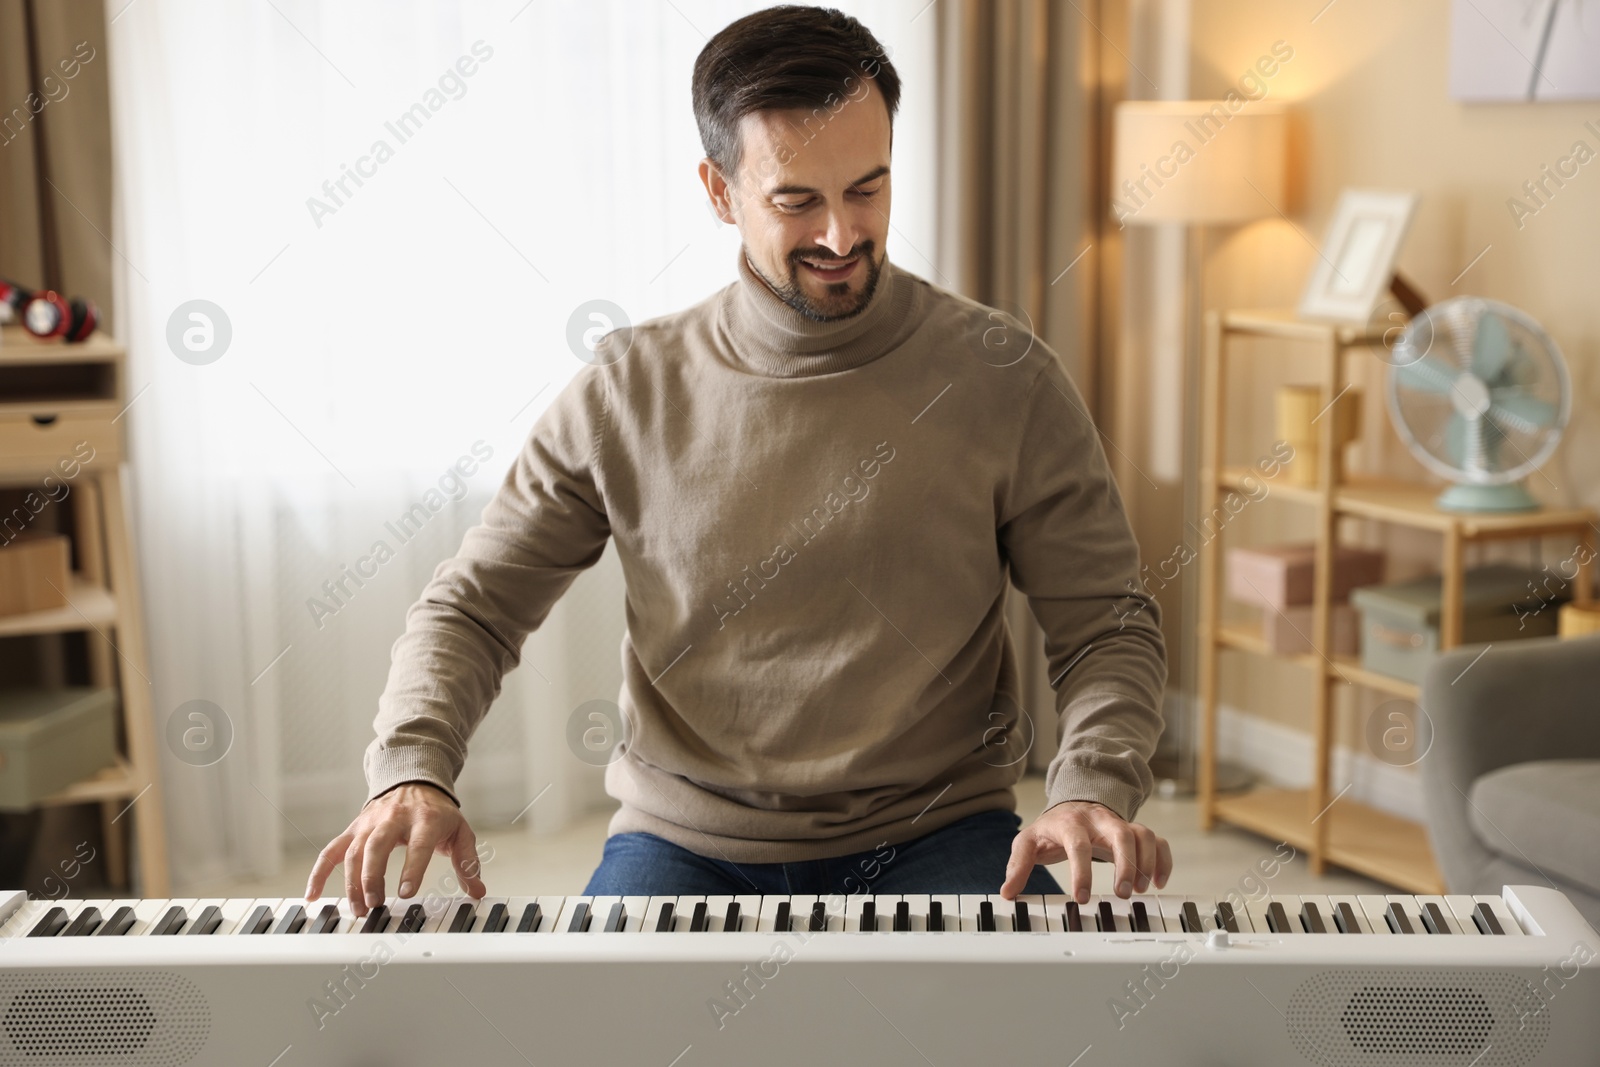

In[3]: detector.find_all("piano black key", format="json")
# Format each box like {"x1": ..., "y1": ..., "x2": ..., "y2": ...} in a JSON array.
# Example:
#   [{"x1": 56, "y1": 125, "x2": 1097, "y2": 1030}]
[
  {"x1": 397, "y1": 904, "x2": 426, "y2": 934},
  {"x1": 978, "y1": 900, "x2": 995, "y2": 932},
  {"x1": 518, "y1": 903, "x2": 544, "y2": 933},
  {"x1": 604, "y1": 903, "x2": 627, "y2": 933},
  {"x1": 1215, "y1": 902, "x2": 1240, "y2": 933},
  {"x1": 96, "y1": 905, "x2": 136, "y2": 937},
  {"x1": 1064, "y1": 901, "x2": 1082, "y2": 932},
  {"x1": 1472, "y1": 901, "x2": 1505, "y2": 936},
  {"x1": 1422, "y1": 902, "x2": 1451, "y2": 935},
  {"x1": 928, "y1": 900, "x2": 944, "y2": 932},
  {"x1": 1015, "y1": 901, "x2": 1031, "y2": 932},
  {"x1": 1096, "y1": 901, "x2": 1115, "y2": 932},
  {"x1": 27, "y1": 907, "x2": 69, "y2": 937},
  {"x1": 1334, "y1": 902, "x2": 1362, "y2": 934},
  {"x1": 273, "y1": 905, "x2": 306, "y2": 935},
  {"x1": 186, "y1": 905, "x2": 223, "y2": 935},
  {"x1": 568, "y1": 902, "x2": 592, "y2": 933},
  {"x1": 1130, "y1": 901, "x2": 1150, "y2": 933},
  {"x1": 1181, "y1": 901, "x2": 1203, "y2": 933},
  {"x1": 448, "y1": 902, "x2": 477, "y2": 933},
  {"x1": 1266, "y1": 902, "x2": 1291, "y2": 934},
  {"x1": 774, "y1": 901, "x2": 791, "y2": 933},
  {"x1": 360, "y1": 906, "x2": 390, "y2": 934},
  {"x1": 894, "y1": 901, "x2": 910, "y2": 932},
  {"x1": 310, "y1": 904, "x2": 342, "y2": 934},
  {"x1": 1385, "y1": 902, "x2": 1414, "y2": 934},
  {"x1": 860, "y1": 901, "x2": 875, "y2": 932},
  {"x1": 652, "y1": 904, "x2": 672, "y2": 933},
  {"x1": 481, "y1": 903, "x2": 508, "y2": 933},
  {"x1": 722, "y1": 902, "x2": 740, "y2": 932},
  {"x1": 1300, "y1": 902, "x2": 1327, "y2": 934},
  {"x1": 152, "y1": 906, "x2": 188, "y2": 936},
  {"x1": 62, "y1": 907, "x2": 103, "y2": 937},
  {"x1": 809, "y1": 901, "x2": 826, "y2": 933},
  {"x1": 689, "y1": 901, "x2": 707, "y2": 933}
]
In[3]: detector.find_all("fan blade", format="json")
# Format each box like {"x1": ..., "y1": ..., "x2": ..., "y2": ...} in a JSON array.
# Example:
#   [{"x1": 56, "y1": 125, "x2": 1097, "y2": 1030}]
[
  {"x1": 1471, "y1": 309, "x2": 1514, "y2": 381},
  {"x1": 1461, "y1": 413, "x2": 1489, "y2": 474},
  {"x1": 1486, "y1": 392, "x2": 1557, "y2": 435},
  {"x1": 1395, "y1": 354, "x2": 1459, "y2": 395},
  {"x1": 1443, "y1": 411, "x2": 1469, "y2": 469}
]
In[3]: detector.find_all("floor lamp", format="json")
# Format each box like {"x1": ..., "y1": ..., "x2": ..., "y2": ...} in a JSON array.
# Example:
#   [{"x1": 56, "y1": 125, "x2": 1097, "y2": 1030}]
[{"x1": 1111, "y1": 101, "x2": 1288, "y2": 797}]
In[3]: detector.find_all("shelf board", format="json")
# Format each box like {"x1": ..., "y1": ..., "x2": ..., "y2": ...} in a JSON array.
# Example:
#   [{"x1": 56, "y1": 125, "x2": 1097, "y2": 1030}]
[
  {"x1": 1211, "y1": 786, "x2": 1445, "y2": 894},
  {"x1": 1215, "y1": 622, "x2": 1315, "y2": 667},
  {"x1": 0, "y1": 326, "x2": 124, "y2": 365},
  {"x1": 36, "y1": 756, "x2": 144, "y2": 807},
  {"x1": 1217, "y1": 467, "x2": 1322, "y2": 506},
  {"x1": 1219, "y1": 309, "x2": 1387, "y2": 346},
  {"x1": 0, "y1": 579, "x2": 117, "y2": 638},
  {"x1": 1330, "y1": 655, "x2": 1420, "y2": 698}
]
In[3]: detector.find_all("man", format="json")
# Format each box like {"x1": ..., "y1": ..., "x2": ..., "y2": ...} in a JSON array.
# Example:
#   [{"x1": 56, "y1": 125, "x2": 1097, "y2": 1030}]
[{"x1": 307, "y1": 4, "x2": 1171, "y2": 918}]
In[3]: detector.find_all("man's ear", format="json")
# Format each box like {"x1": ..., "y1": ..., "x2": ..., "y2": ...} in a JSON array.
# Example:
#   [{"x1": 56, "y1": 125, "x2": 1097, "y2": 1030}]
[{"x1": 698, "y1": 158, "x2": 739, "y2": 225}]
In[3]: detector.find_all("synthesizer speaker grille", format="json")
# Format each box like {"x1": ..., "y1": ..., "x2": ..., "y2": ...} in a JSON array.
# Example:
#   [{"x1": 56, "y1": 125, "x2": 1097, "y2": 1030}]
[
  {"x1": 0, "y1": 971, "x2": 208, "y2": 1066},
  {"x1": 1286, "y1": 968, "x2": 1550, "y2": 1066}
]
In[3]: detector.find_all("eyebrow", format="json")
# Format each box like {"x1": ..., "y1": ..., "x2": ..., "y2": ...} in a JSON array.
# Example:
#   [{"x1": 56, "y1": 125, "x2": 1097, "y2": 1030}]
[{"x1": 766, "y1": 165, "x2": 890, "y2": 197}]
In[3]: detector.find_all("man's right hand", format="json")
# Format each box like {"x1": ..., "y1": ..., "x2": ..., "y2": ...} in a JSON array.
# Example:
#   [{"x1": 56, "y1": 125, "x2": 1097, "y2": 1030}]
[{"x1": 305, "y1": 782, "x2": 486, "y2": 917}]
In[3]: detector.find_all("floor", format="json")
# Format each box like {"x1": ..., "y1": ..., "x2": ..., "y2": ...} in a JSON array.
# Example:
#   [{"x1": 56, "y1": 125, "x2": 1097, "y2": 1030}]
[{"x1": 197, "y1": 774, "x2": 1388, "y2": 901}]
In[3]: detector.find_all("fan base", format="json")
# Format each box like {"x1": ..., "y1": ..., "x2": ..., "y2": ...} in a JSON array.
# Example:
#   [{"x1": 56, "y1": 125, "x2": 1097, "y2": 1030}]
[{"x1": 1435, "y1": 482, "x2": 1540, "y2": 512}]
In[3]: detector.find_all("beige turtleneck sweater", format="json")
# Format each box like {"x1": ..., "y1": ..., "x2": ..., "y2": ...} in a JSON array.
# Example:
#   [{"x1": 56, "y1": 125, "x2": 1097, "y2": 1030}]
[{"x1": 364, "y1": 251, "x2": 1167, "y2": 862}]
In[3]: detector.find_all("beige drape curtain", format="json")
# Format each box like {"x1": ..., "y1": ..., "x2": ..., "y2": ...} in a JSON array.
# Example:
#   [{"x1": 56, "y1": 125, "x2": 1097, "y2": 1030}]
[
  {"x1": 0, "y1": 0, "x2": 113, "y2": 319},
  {"x1": 932, "y1": 0, "x2": 1126, "y2": 772}
]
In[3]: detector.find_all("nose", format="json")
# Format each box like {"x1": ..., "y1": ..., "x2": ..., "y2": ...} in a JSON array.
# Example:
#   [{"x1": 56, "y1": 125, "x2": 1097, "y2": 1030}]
[{"x1": 815, "y1": 209, "x2": 859, "y2": 258}]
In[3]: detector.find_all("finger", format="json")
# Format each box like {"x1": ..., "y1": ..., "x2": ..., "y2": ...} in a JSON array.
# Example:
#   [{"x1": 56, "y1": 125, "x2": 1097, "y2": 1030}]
[
  {"x1": 1102, "y1": 817, "x2": 1137, "y2": 897},
  {"x1": 1154, "y1": 835, "x2": 1174, "y2": 890},
  {"x1": 306, "y1": 830, "x2": 352, "y2": 902},
  {"x1": 361, "y1": 821, "x2": 403, "y2": 912},
  {"x1": 1000, "y1": 829, "x2": 1038, "y2": 900},
  {"x1": 1132, "y1": 827, "x2": 1156, "y2": 893},
  {"x1": 343, "y1": 831, "x2": 369, "y2": 916},
  {"x1": 1061, "y1": 820, "x2": 1094, "y2": 905},
  {"x1": 449, "y1": 821, "x2": 486, "y2": 898},
  {"x1": 398, "y1": 817, "x2": 444, "y2": 900}
]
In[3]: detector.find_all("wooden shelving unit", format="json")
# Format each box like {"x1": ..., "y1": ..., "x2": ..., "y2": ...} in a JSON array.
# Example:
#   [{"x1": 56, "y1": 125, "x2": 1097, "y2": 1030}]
[
  {"x1": 1196, "y1": 308, "x2": 1596, "y2": 894},
  {"x1": 0, "y1": 325, "x2": 170, "y2": 895}
]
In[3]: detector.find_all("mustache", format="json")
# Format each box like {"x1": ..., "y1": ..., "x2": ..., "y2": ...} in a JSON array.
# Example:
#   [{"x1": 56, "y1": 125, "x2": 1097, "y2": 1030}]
[{"x1": 791, "y1": 243, "x2": 873, "y2": 265}]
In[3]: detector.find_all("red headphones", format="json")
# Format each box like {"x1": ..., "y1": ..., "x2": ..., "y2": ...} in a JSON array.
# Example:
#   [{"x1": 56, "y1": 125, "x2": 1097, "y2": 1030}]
[{"x1": 0, "y1": 279, "x2": 98, "y2": 343}]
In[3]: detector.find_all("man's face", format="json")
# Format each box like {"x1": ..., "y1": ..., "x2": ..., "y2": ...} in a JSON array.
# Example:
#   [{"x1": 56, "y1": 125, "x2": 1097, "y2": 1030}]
[{"x1": 701, "y1": 79, "x2": 892, "y2": 322}]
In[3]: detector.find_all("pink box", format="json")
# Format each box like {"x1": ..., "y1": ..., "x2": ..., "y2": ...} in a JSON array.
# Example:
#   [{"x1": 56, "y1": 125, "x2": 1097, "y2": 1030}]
[
  {"x1": 1226, "y1": 542, "x2": 1385, "y2": 610},
  {"x1": 1261, "y1": 603, "x2": 1360, "y2": 656}
]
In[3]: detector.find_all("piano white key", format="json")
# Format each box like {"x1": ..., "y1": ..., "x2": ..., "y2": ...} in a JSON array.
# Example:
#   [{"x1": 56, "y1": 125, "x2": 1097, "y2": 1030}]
[
  {"x1": 620, "y1": 895, "x2": 651, "y2": 933},
  {"x1": 929, "y1": 893, "x2": 959, "y2": 932},
  {"x1": 1356, "y1": 895, "x2": 1395, "y2": 934},
  {"x1": 186, "y1": 897, "x2": 229, "y2": 935},
  {"x1": 642, "y1": 896, "x2": 677, "y2": 933},
  {"x1": 232, "y1": 898, "x2": 282, "y2": 934},
  {"x1": 1325, "y1": 894, "x2": 1374, "y2": 934},
  {"x1": 532, "y1": 895, "x2": 568, "y2": 933},
  {"x1": 1242, "y1": 896, "x2": 1273, "y2": 935},
  {"x1": 417, "y1": 895, "x2": 457, "y2": 934},
  {"x1": 672, "y1": 896, "x2": 707, "y2": 933},
  {"x1": 1472, "y1": 894, "x2": 1524, "y2": 935},
  {"x1": 1090, "y1": 895, "x2": 1131, "y2": 933},
  {"x1": 211, "y1": 897, "x2": 257, "y2": 935},
  {"x1": 0, "y1": 891, "x2": 26, "y2": 932},
  {"x1": 1443, "y1": 895, "x2": 1486, "y2": 935},
  {"x1": 872, "y1": 895, "x2": 901, "y2": 933},
  {"x1": 1153, "y1": 893, "x2": 1189, "y2": 933},
  {"x1": 1220, "y1": 898, "x2": 1256, "y2": 932},
  {"x1": 958, "y1": 895, "x2": 986, "y2": 932},
  {"x1": 980, "y1": 895, "x2": 1015, "y2": 932},
  {"x1": 785, "y1": 894, "x2": 821, "y2": 933},
  {"x1": 1272, "y1": 894, "x2": 1304, "y2": 933},
  {"x1": 900, "y1": 894, "x2": 931, "y2": 932},
  {"x1": 134, "y1": 897, "x2": 196, "y2": 935},
  {"x1": 1130, "y1": 894, "x2": 1166, "y2": 932},
  {"x1": 843, "y1": 895, "x2": 872, "y2": 932},
  {"x1": 503, "y1": 896, "x2": 539, "y2": 932},
  {"x1": 755, "y1": 895, "x2": 786, "y2": 933},
  {"x1": 700, "y1": 895, "x2": 734, "y2": 932},
  {"x1": 551, "y1": 896, "x2": 593, "y2": 933},
  {"x1": 1384, "y1": 894, "x2": 1428, "y2": 935},
  {"x1": 466, "y1": 896, "x2": 508, "y2": 933},
  {"x1": 1415, "y1": 894, "x2": 1465, "y2": 934},
  {"x1": 585, "y1": 895, "x2": 623, "y2": 934},
  {"x1": 1014, "y1": 894, "x2": 1047, "y2": 933},
  {"x1": 1296, "y1": 894, "x2": 1335, "y2": 933},
  {"x1": 1040, "y1": 894, "x2": 1070, "y2": 932}
]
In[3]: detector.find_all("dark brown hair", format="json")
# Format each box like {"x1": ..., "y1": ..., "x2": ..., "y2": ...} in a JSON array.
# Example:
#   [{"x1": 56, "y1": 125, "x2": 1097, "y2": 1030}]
[{"x1": 692, "y1": 5, "x2": 901, "y2": 182}]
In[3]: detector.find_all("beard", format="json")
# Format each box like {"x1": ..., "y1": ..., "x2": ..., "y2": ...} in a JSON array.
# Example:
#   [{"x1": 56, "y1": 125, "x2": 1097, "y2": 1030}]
[{"x1": 749, "y1": 241, "x2": 882, "y2": 323}]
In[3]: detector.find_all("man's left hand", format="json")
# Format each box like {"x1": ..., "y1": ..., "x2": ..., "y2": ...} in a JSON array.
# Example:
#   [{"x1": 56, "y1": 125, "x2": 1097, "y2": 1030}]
[{"x1": 999, "y1": 800, "x2": 1172, "y2": 903}]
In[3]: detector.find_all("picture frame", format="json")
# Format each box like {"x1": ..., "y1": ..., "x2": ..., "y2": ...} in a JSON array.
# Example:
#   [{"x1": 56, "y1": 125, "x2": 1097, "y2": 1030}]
[{"x1": 1296, "y1": 188, "x2": 1420, "y2": 324}]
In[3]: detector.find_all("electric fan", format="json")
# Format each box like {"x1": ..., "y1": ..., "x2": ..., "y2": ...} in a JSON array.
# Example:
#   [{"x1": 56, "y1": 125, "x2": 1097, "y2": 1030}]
[{"x1": 1387, "y1": 297, "x2": 1570, "y2": 512}]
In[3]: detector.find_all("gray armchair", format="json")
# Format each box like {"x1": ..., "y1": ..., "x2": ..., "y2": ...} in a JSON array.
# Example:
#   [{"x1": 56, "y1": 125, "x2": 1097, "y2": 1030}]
[{"x1": 1420, "y1": 633, "x2": 1600, "y2": 930}]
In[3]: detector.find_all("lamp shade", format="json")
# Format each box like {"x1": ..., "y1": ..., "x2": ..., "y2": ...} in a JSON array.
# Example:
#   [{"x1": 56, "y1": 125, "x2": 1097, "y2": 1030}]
[{"x1": 1111, "y1": 101, "x2": 1286, "y2": 225}]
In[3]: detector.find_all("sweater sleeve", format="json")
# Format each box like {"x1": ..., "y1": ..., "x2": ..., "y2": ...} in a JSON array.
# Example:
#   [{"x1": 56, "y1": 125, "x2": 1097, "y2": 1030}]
[
  {"x1": 363, "y1": 364, "x2": 612, "y2": 804},
  {"x1": 997, "y1": 352, "x2": 1168, "y2": 824}
]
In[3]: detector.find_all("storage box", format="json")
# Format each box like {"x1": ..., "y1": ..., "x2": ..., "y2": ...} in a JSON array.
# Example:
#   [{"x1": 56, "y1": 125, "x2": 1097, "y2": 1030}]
[
  {"x1": 1261, "y1": 603, "x2": 1360, "y2": 656},
  {"x1": 1227, "y1": 542, "x2": 1386, "y2": 610},
  {"x1": 0, "y1": 688, "x2": 118, "y2": 810},
  {"x1": 1559, "y1": 603, "x2": 1600, "y2": 638},
  {"x1": 1350, "y1": 565, "x2": 1566, "y2": 685},
  {"x1": 0, "y1": 534, "x2": 70, "y2": 617}
]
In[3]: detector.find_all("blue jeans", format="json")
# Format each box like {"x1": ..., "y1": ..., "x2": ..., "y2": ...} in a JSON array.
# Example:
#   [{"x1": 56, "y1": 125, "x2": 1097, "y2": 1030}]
[{"x1": 582, "y1": 808, "x2": 1064, "y2": 896}]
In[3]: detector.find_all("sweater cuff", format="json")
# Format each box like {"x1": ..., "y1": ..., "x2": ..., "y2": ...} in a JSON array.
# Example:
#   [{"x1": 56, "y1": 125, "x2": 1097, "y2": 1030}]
[
  {"x1": 1041, "y1": 765, "x2": 1146, "y2": 824},
  {"x1": 365, "y1": 746, "x2": 462, "y2": 809}
]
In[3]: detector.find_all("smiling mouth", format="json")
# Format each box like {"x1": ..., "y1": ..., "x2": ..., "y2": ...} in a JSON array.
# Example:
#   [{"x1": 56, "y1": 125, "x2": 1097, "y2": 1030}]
[{"x1": 797, "y1": 254, "x2": 860, "y2": 280}]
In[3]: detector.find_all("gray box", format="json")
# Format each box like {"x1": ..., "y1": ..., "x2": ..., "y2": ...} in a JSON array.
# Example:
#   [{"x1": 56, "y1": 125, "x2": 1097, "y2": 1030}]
[
  {"x1": 1351, "y1": 564, "x2": 1566, "y2": 685},
  {"x1": 0, "y1": 688, "x2": 118, "y2": 811}
]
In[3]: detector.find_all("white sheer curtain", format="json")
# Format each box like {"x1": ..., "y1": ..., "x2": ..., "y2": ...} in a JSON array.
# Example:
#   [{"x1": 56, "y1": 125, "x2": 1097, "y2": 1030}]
[{"x1": 106, "y1": 0, "x2": 936, "y2": 889}]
